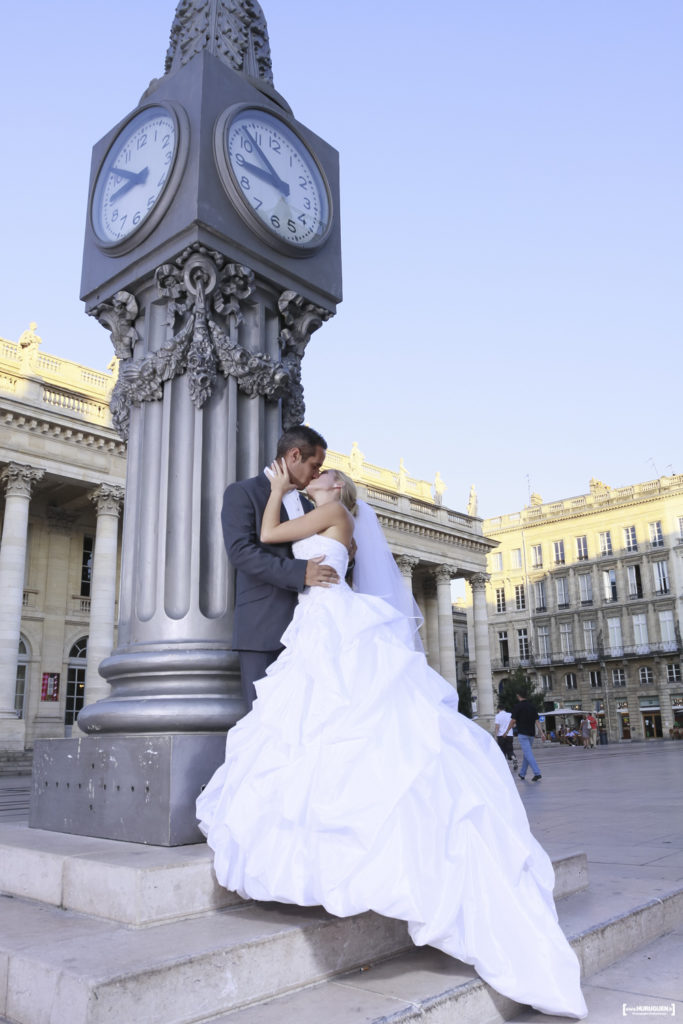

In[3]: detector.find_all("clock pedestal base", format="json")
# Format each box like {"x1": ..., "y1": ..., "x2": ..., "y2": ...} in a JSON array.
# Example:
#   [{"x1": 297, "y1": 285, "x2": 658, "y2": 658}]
[{"x1": 29, "y1": 733, "x2": 227, "y2": 846}]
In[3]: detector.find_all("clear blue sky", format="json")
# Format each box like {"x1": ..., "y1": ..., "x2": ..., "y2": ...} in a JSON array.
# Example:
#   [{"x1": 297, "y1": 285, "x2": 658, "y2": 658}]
[{"x1": 1, "y1": 1, "x2": 681, "y2": 517}]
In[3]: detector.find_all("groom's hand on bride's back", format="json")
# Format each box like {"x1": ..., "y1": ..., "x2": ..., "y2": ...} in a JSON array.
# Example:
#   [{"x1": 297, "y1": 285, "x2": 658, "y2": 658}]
[{"x1": 305, "y1": 556, "x2": 339, "y2": 587}]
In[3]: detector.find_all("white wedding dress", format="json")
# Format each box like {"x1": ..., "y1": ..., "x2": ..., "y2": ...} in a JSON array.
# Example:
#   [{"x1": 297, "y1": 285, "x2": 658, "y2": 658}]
[{"x1": 197, "y1": 536, "x2": 587, "y2": 1019}]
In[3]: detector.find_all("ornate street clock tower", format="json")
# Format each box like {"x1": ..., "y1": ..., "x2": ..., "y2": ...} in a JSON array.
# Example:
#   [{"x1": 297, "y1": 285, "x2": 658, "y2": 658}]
[{"x1": 30, "y1": 0, "x2": 342, "y2": 845}]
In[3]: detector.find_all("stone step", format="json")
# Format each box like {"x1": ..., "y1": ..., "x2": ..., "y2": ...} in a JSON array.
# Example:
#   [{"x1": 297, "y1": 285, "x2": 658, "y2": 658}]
[
  {"x1": 193, "y1": 883, "x2": 683, "y2": 1024},
  {"x1": 0, "y1": 823, "x2": 589, "y2": 927},
  {"x1": 0, "y1": 753, "x2": 33, "y2": 777}
]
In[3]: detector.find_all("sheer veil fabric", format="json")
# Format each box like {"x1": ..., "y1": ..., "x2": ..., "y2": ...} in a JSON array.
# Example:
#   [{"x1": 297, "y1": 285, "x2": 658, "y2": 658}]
[{"x1": 197, "y1": 529, "x2": 587, "y2": 1020}]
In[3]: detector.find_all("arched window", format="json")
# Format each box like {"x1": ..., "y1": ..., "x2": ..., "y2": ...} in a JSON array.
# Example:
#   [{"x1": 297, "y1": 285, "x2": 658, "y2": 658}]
[
  {"x1": 65, "y1": 636, "x2": 88, "y2": 726},
  {"x1": 15, "y1": 636, "x2": 30, "y2": 719}
]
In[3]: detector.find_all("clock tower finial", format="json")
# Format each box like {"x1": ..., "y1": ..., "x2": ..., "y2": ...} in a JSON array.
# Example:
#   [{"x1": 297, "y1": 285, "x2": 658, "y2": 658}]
[{"x1": 165, "y1": 0, "x2": 274, "y2": 84}]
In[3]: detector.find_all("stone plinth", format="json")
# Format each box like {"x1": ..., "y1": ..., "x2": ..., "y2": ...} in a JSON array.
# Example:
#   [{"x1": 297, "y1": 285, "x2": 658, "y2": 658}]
[{"x1": 30, "y1": 734, "x2": 227, "y2": 846}]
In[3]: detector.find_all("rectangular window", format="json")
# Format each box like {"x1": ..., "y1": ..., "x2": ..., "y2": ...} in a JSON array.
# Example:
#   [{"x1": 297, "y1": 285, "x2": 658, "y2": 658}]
[
  {"x1": 537, "y1": 625, "x2": 550, "y2": 658},
  {"x1": 612, "y1": 668, "x2": 626, "y2": 687},
  {"x1": 539, "y1": 673, "x2": 552, "y2": 692},
  {"x1": 463, "y1": 634, "x2": 469, "y2": 654},
  {"x1": 678, "y1": 516, "x2": 683, "y2": 542},
  {"x1": 492, "y1": 552, "x2": 503, "y2": 572},
  {"x1": 627, "y1": 564, "x2": 643, "y2": 599},
  {"x1": 659, "y1": 610, "x2": 676, "y2": 645},
  {"x1": 653, "y1": 560, "x2": 669, "y2": 594},
  {"x1": 560, "y1": 622, "x2": 573, "y2": 656},
  {"x1": 576, "y1": 535, "x2": 588, "y2": 561},
  {"x1": 14, "y1": 664, "x2": 27, "y2": 718},
  {"x1": 589, "y1": 669, "x2": 602, "y2": 688},
  {"x1": 667, "y1": 664, "x2": 681, "y2": 683},
  {"x1": 530, "y1": 544, "x2": 543, "y2": 569},
  {"x1": 511, "y1": 548, "x2": 522, "y2": 569},
  {"x1": 553, "y1": 540, "x2": 565, "y2": 565},
  {"x1": 602, "y1": 568, "x2": 617, "y2": 602},
  {"x1": 583, "y1": 620, "x2": 597, "y2": 655},
  {"x1": 515, "y1": 584, "x2": 526, "y2": 611},
  {"x1": 498, "y1": 631, "x2": 509, "y2": 665},
  {"x1": 80, "y1": 535, "x2": 94, "y2": 598},
  {"x1": 578, "y1": 573, "x2": 593, "y2": 604},
  {"x1": 639, "y1": 666, "x2": 654, "y2": 686},
  {"x1": 649, "y1": 521, "x2": 664, "y2": 548},
  {"x1": 565, "y1": 672, "x2": 577, "y2": 690},
  {"x1": 495, "y1": 587, "x2": 506, "y2": 613},
  {"x1": 556, "y1": 577, "x2": 569, "y2": 608},
  {"x1": 633, "y1": 613, "x2": 649, "y2": 648},
  {"x1": 599, "y1": 531, "x2": 612, "y2": 556},
  {"x1": 623, "y1": 525, "x2": 638, "y2": 552},
  {"x1": 534, "y1": 580, "x2": 546, "y2": 611},
  {"x1": 607, "y1": 617, "x2": 623, "y2": 655},
  {"x1": 517, "y1": 629, "x2": 530, "y2": 659}
]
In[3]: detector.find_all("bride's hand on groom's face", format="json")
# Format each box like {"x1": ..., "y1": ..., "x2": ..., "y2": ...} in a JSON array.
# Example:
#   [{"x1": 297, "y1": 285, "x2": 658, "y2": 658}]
[{"x1": 268, "y1": 459, "x2": 296, "y2": 494}]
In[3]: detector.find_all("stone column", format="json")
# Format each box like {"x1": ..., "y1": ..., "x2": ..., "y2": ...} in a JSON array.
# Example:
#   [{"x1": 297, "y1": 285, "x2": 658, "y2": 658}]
[
  {"x1": 434, "y1": 565, "x2": 457, "y2": 688},
  {"x1": 469, "y1": 572, "x2": 495, "y2": 727},
  {"x1": 422, "y1": 576, "x2": 440, "y2": 673},
  {"x1": 81, "y1": 485, "x2": 124, "y2": 715},
  {"x1": 0, "y1": 463, "x2": 44, "y2": 749}
]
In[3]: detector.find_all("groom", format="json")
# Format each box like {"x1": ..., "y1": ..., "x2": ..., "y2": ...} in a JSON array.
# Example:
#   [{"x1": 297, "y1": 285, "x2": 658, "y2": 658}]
[{"x1": 222, "y1": 425, "x2": 340, "y2": 708}]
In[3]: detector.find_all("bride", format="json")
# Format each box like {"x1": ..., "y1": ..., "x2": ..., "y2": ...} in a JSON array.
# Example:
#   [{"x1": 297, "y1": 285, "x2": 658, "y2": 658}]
[{"x1": 197, "y1": 463, "x2": 587, "y2": 1020}]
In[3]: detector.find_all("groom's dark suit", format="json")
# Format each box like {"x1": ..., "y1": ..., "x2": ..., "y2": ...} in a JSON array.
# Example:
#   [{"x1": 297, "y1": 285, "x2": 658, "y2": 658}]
[{"x1": 222, "y1": 471, "x2": 313, "y2": 706}]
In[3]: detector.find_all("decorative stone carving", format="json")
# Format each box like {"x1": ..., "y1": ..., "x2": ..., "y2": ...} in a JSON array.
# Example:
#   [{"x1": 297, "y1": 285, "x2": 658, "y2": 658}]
[
  {"x1": 278, "y1": 290, "x2": 332, "y2": 428},
  {"x1": 92, "y1": 291, "x2": 140, "y2": 363},
  {"x1": 467, "y1": 484, "x2": 478, "y2": 517},
  {"x1": 433, "y1": 471, "x2": 446, "y2": 505},
  {"x1": 434, "y1": 565, "x2": 455, "y2": 585},
  {"x1": 0, "y1": 462, "x2": 44, "y2": 499},
  {"x1": 90, "y1": 484, "x2": 125, "y2": 517},
  {"x1": 17, "y1": 323, "x2": 41, "y2": 372},
  {"x1": 95, "y1": 245, "x2": 294, "y2": 438},
  {"x1": 395, "y1": 555, "x2": 420, "y2": 579},
  {"x1": 468, "y1": 572, "x2": 490, "y2": 592},
  {"x1": 165, "y1": 0, "x2": 274, "y2": 82}
]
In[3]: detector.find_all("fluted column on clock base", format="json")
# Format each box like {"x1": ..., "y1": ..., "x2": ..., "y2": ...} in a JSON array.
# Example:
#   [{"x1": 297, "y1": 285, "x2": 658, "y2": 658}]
[
  {"x1": 75, "y1": 246, "x2": 331, "y2": 736},
  {"x1": 468, "y1": 572, "x2": 495, "y2": 730}
]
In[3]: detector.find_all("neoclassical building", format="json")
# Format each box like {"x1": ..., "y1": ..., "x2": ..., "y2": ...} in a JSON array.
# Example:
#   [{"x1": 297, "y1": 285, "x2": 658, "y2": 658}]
[
  {"x1": 478, "y1": 478, "x2": 683, "y2": 742},
  {"x1": 0, "y1": 328, "x2": 496, "y2": 752}
]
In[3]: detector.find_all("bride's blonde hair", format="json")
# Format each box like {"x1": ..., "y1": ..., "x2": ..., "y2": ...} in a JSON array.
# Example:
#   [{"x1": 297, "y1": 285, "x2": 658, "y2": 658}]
[{"x1": 331, "y1": 470, "x2": 358, "y2": 516}]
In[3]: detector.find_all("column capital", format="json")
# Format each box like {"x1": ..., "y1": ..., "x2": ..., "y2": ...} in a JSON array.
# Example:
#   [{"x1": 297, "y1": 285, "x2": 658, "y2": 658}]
[
  {"x1": 90, "y1": 484, "x2": 125, "y2": 517},
  {"x1": 1, "y1": 462, "x2": 44, "y2": 499},
  {"x1": 468, "y1": 572, "x2": 490, "y2": 592},
  {"x1": 434, "y1": 564, "x2": 455, "y2": 585},
  {"x1": 395, "y1": 554, "x2": 420, "y2": 578}
]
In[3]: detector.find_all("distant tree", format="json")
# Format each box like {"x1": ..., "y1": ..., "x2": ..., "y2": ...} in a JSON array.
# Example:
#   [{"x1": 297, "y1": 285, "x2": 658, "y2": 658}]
[
  {"x1": 497, "y1": 667, "x2": 543, "y2": 714},
  {"x1": 457, "y1": 678, "x2": 473, "y2": 718}
]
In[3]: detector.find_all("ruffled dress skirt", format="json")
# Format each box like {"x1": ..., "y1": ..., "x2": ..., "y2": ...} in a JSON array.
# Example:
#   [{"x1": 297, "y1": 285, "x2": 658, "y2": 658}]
[{"x1": 197, "y1": 537, "x2": 586, "y2": 1019}]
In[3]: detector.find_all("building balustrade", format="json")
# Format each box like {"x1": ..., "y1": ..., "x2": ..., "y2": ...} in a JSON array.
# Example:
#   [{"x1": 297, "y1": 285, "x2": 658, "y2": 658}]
[{"x1": 492, "y1": 640, "x2": 681, "y2": 674}]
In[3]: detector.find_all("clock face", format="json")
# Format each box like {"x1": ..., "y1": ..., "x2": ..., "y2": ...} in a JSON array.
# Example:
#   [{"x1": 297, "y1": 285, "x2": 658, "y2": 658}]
[
  {"x1": 216, "y1": 107, "x2": 332, "y2": 252},
  {"x1": 92, "y1": 106, "x2": 179, "y2": 245}
]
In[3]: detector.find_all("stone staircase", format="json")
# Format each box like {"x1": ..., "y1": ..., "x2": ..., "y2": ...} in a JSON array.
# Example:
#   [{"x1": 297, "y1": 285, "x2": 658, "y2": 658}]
[
  {"x1": 0, "y1": 752, "x2": 33, "y2": 777},
  {"x1": 1, "y1": 823, "x2": 681, "y2": 1024}
]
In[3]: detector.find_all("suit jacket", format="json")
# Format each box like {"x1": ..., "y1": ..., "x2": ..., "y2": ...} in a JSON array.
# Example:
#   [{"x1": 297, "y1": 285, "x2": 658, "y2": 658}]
[{"x1": 222, "y1": 472, "x2": 312, "y2": 652}]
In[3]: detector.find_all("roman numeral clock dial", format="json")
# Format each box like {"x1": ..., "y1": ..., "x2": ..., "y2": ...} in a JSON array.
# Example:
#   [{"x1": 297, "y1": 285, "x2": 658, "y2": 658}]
[{"x1": 214, "y1": 106, "x2": 333, "y2": 255}]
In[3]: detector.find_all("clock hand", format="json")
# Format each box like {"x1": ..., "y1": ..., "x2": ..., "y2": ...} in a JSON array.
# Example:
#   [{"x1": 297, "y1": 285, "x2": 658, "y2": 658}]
[
  {"x1": 242, "y1": 128, "x2": 290, "y2": 196},
  {"x1": 239, "y1": 159, "x2": 291, "y2": 194},
  {"x1": 110, "y1": 166, "x2": 149, "y2": 202}
]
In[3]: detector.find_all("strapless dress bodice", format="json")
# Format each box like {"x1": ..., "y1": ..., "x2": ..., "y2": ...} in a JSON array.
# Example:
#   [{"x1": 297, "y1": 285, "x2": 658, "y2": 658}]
[{"x1": 292, "y1": 535, "x2": 349, "y2": 580}]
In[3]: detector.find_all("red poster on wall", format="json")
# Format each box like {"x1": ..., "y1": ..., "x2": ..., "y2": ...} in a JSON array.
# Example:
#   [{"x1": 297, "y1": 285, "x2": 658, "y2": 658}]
[{"x1": 41, "y1": 673, "x2": 60, "y2": 701}]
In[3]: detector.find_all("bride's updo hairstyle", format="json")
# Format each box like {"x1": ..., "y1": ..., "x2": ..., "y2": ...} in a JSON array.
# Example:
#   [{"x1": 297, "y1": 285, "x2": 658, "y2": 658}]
[{"x1": 332, "y1": 470, "x2": 358, "y2": 517}]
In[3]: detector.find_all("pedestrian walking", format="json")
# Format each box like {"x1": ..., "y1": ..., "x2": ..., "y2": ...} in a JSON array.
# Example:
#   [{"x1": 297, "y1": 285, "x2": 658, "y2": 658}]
[{"x1": 510, "y1": 693, "x2": 546, "y2": 782}]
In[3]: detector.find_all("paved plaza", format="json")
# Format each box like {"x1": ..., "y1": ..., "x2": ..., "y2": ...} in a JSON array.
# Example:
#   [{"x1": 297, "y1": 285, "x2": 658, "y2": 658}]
[{"x1": 1, "y1": 739, "x2": 682, "y2": 1023}]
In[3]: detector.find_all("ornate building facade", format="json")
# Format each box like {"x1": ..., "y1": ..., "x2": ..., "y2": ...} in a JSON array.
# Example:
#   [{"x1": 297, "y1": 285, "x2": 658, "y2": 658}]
[
  {"x1": 0, "y1": 329, "x2": 495, "y2": 752},
  {"x1": 478, "y1": 478, "x2": 683, "y2": 742}
]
